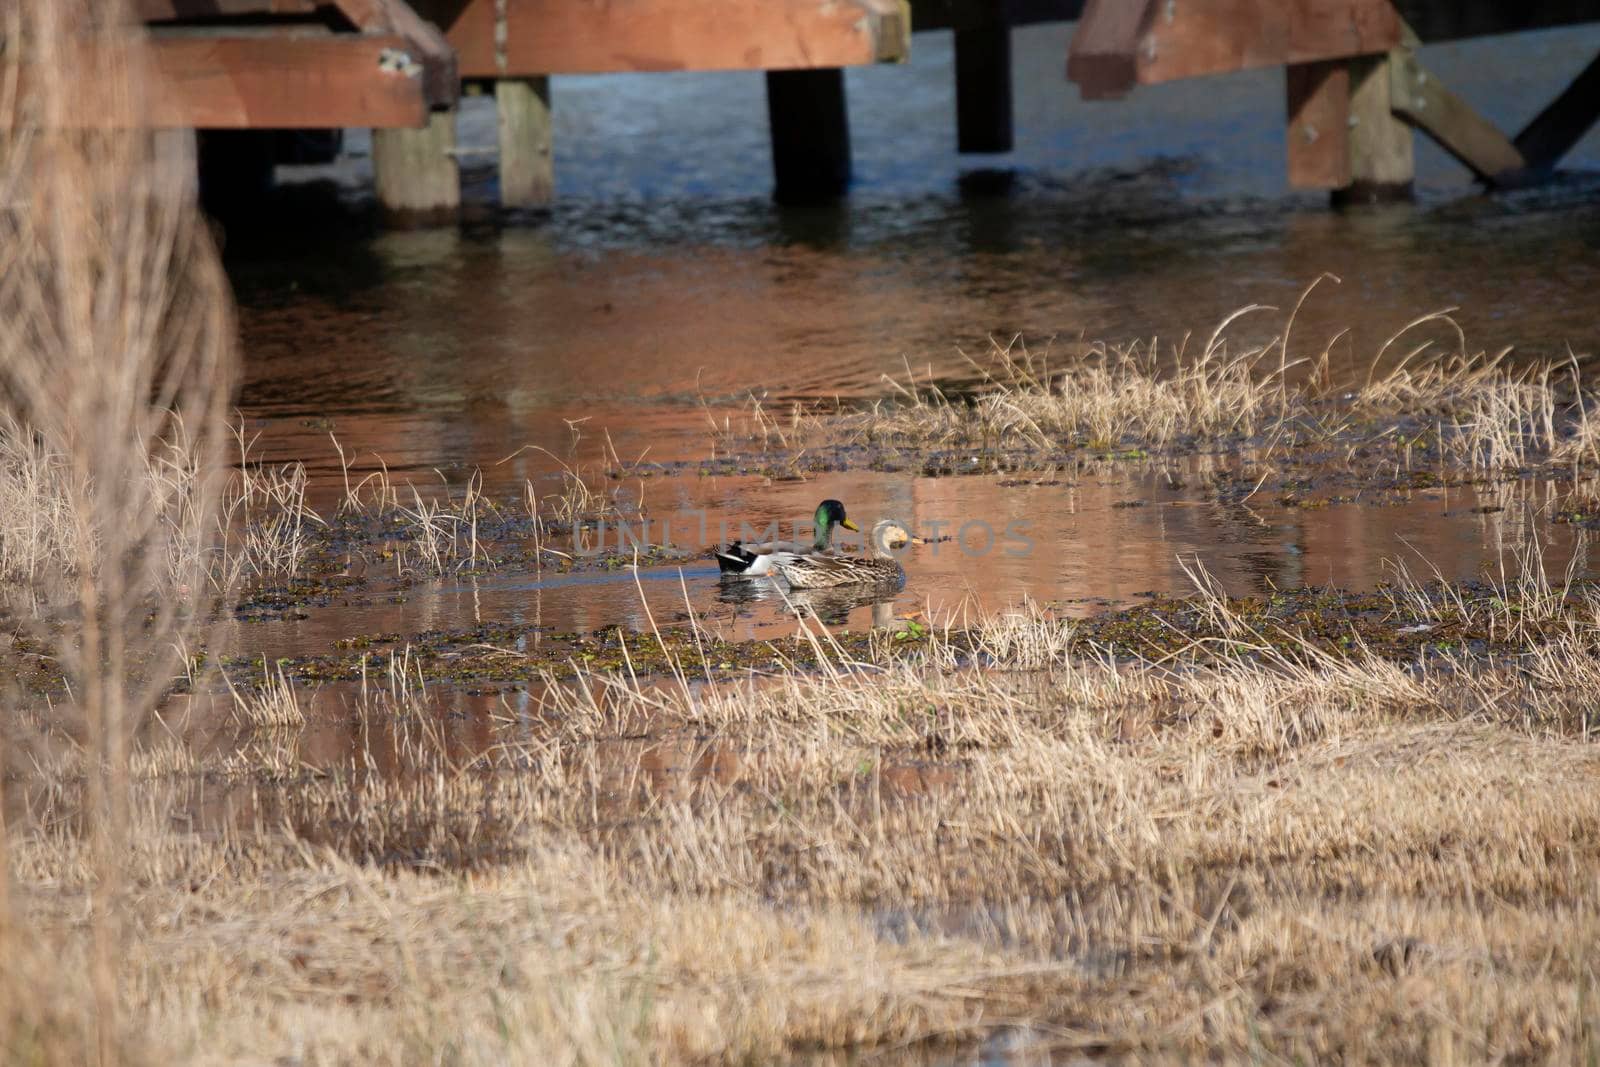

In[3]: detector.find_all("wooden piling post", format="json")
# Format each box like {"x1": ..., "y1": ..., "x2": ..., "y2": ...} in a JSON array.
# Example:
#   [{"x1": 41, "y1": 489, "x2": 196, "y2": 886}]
[
  {"x1": 496, "y1": 76, "x2": 554, "y2": 208},
  {"x1": 954, "y1": 23, "x2": 1013, "y2": 154},
  {"x1": 765, "y1": 68, "x2": 851, "y2": 204},
  {"x1": 1336, "y1": 53, "x2": 1414, "y2": 204},
  {"x1": 372, "y1": 108, "x2": 460, "y2": 225}
]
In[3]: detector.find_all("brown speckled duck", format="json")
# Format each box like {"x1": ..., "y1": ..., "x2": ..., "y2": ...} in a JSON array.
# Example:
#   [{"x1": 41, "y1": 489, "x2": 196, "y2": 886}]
[{"x1": 771, "y1": 519, "x2": 923, "y2": 588}]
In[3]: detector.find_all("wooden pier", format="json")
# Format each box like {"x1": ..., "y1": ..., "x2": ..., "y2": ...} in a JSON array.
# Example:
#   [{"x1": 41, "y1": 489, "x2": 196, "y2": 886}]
[
  {"x1": 110, "y1": 0, "x2": 1600, "y2": 219},
  {"x1": 1069, "y1": 1, "x2": 1600, "y2": 201}
]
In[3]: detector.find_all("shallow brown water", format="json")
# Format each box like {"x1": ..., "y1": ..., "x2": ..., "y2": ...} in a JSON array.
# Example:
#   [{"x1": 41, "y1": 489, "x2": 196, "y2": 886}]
[
  {"x1": 216, "y1": 463, "x2": 1588, "y2": 655},
  {"x1": 225, "y1": 21, "x2": 1600, "y2": 647}
]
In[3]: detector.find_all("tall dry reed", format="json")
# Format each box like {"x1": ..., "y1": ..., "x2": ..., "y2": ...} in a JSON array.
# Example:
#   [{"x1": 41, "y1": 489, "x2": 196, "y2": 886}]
[{"x1": 0, "y1": 2, "x2": 236, "y2": 1062}]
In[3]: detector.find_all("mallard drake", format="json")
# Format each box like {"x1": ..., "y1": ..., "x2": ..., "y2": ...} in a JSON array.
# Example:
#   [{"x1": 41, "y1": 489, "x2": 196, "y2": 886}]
[
  {"x1": 716, "y1": 499, "x2": 858, "y2": 576},
  {"x1": 772, "y1": 518, "x2": 924, "y2": 588}
]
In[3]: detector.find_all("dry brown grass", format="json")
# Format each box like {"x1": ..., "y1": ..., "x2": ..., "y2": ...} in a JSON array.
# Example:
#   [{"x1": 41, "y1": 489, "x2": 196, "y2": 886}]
[
  {"x1": 223, "y1": 660, "x2": 306, "y2": 730},
  {"x1": 864, "y1": 307, "x2": 1289, "y2": 454},
  {"x1": 0, "y1": 409, "x2": 646, "y2": 595},
  {"x1": 7, "y1": 594, "x2": 1600, "y2": 1063},
  {"x1": 713, "y1": 295, "x2": 1596, "y2": 479},
  {"x1": 0, "y1": 3, "x2": 237, "y2": 1061}
]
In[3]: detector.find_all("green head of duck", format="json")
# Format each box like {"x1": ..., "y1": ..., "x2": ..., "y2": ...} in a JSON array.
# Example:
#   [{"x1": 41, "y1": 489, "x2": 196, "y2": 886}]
[{"x1": 812, "y1": 498, "x2": 859, "y2": 551}]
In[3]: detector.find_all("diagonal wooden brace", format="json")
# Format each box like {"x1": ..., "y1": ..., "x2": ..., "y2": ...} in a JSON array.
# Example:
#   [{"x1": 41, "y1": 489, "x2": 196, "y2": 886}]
[{"x1": 1387, "y1": 50, "x2": 1525, "y2": 183}]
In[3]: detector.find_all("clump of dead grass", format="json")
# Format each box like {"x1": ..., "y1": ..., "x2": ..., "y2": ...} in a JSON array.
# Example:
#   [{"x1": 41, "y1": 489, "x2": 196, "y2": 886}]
[
  {"x1": 0, "y1": 409, "x2": 645, "y2": 603},
  {"x1": 0, "y1": 414, "x2": 83, "y2": 590},
  {"x1": 709, "y1": 293, "x2": 1597, "y2": 482},
  {"x1": 867, "y1": 306, "x2": 1289, "y2": 454},
  {"x1": 220, "y1": 427, "x2": 321, "y2": 581},
  {"x1": 223, "y1": 660, "x2": 306, "y2": 729}
]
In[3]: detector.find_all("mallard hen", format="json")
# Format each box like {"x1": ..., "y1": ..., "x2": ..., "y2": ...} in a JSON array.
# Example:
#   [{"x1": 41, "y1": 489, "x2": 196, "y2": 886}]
[{"x1": 771, "y1": 518, "x2": 923, "y2": 588}]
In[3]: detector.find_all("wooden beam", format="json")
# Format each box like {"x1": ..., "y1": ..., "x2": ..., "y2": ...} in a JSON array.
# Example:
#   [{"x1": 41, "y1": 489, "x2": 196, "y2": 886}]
[
  {"x1": 1066, "y1": 0, "x2": 1150, "y2": 100},
  {"x1": 1070, "y1": 0, "x2": 1402, "y2": 99},
  {"x1": 142, "y1": 32, "x2": 455, "y2": 127},
  {"x1": 140, "y1": 1, "x2": 457, "y2": 114},
  {"x1": 1511, "y1": 50, "x2": 1600, "y2": 177},
  {"x1": 955, "y1": 22, "x2": 1014, "y2": 153},
  {"x1": 408, "y1": 0, "x2": 909, "y2": 78},
  {"x1": 1285, "y1": 1, "x2": 1402, "y2": 60},
  {"x1": 130, "y1": 0, "x2": 1067, "y2": 37},
  {"x1": 1387, "y1": 51, "x2": 1524, "y2": 182},
  {"x1": 1286, "y1": 60, "x2": 1350, "y2": 189},
  {"x1": 330, "y1": 0, "x2": 433, "y2": 38},
  {"x1": 6, "y1": 31, "x2": 455, "y2": 130},
  {"x1": 328, "y1": 0, "x2": 458, "y2": 104}
]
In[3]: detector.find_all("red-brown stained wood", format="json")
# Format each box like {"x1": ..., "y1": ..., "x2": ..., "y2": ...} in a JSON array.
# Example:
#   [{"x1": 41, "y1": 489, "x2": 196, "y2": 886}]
[
  {"x1": 1069, "y1": 0, "x2": 1402, "y2": 96},
  {"x1": 333, "y1": 0, "x2": 459, "y2": 109},
  {"x1": 1140, "y1": 0, "x2": 1291, "y2": 86},
  {"x1": 1286, "y1": 59, "x2": 1350, "y2": 188},
  {"x1": 145, "y1": 34, "x2": 450, "y2": 127},
  {"x1": 409, "y1": 0, "x2": 910, "y2": 77},
  {"x1": 1287, "y1": 1, "x2": 1402, "y2": 62},
  {"x1": 1066, "y1": 0, "x2": 1155, "y2": 99},
  {"x1": 328, "y1": 0, "x2": 437, "y2": 37}
]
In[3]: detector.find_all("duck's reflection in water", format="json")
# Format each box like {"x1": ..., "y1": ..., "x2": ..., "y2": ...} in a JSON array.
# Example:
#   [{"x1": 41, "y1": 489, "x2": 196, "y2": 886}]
[{"x1": 716, "y1": 575, "x2": 901, "y2": 628}]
